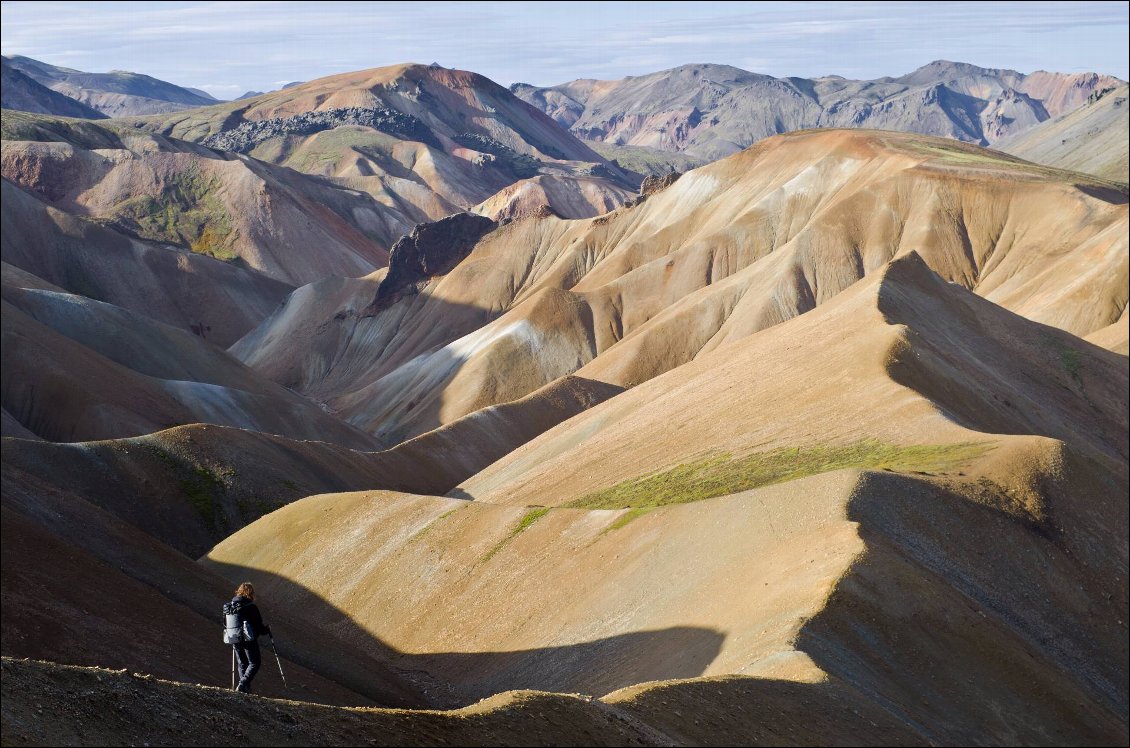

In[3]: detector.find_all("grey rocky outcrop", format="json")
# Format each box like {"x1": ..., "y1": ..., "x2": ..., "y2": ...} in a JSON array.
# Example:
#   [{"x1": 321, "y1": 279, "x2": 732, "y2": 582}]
[
  {"x1": 201, "y1": 107, "x2": 438, "y2": 153},
  {"x1": 452, "y1": 133, "x2": 542, "y2": 177}
]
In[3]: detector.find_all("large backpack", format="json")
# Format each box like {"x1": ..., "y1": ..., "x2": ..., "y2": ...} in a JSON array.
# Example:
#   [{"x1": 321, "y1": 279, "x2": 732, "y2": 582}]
[{"x1": 222, "y1": 600, "x2": 253, "y2": 645}]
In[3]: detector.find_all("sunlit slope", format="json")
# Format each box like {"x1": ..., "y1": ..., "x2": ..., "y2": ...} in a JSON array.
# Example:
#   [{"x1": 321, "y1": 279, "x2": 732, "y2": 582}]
[
  {"x1": 208, "y1": 255, "x2": 1127, "y2": 741},
  {"x1": 1000, "y1": 85, "x2": 1129, "y2": 182},
  {"x1": 234, "y1": 129, "x2": 1128, "y2": 444},
  {"x1": 461, "y1": 253, "x2": 1126, "y2": 506},
  {"x1": 473, "y1": 174, "x2": 634, "y2": 221}
]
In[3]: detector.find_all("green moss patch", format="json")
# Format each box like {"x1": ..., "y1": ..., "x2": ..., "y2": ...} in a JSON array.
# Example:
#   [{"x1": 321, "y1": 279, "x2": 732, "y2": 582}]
[
  {"x1": 106, "y1": 162, "x2": 237, "y2": 261},
  {"x1": 1040, "y1": 331, "x2": 1088, "y2": 393},
  {"x1": 570, "y1": 440, "x2": 992, "y2": 513},
  {"x1": 600, "y1": 506, "x2": 654, "y2": 534},
  {"x1": 142, "y1": 444, "x2": 226, "y2": 531},
  {"x1": 482, "y1": 507, "x2": 550, "y2": 562},
  {"x1": 407, "y1": 506, "x2": 463, "y2": 544}
]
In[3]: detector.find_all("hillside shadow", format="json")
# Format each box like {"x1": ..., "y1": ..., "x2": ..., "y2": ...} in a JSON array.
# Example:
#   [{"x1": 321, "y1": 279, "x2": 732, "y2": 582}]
[
  {"x1": 3, "y1": 656, "x2": 939, "y2": 746},
  {"x1": 791, "y1": 469, "x2": 1129, "y2": 746},
  {"x1": 1075, "y1": 183, "x2": 1128, "y2": 204},
  {"x1": 205, "y1": 558, "x2": 724, "y2": 709}
]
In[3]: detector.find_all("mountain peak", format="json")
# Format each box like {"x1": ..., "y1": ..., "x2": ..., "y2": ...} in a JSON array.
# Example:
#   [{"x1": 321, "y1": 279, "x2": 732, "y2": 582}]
[{"x1": 897, "y1": 59, "x2": 1020, "y2": 84}]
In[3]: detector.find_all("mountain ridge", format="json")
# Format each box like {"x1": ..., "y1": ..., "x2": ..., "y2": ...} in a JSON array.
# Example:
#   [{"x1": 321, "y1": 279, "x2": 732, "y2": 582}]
[
  {"x1": 4, "y1": 55, "x2": 219, "y2": 116},
  {"x1": 513, "y1": 59, "x2": 1126, "y2": 162}
]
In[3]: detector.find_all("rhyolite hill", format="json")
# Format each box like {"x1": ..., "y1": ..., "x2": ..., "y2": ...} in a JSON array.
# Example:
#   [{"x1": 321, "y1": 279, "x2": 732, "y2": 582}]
[{"x1": 1, "y1": 57, "x2": 1127, "y2": 747}]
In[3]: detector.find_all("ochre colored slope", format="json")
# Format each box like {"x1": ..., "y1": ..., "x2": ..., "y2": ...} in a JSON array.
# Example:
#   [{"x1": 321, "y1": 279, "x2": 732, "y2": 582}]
[
  {"x1": 235, "y1": 129, "x2": 1127, "y2": 445},
  {"x1": 1086, "y1": 312, "x2": 1129, "y2": 355},
  {"x1": 474, "y1": 175, "x2": 634, "y2": 221},
  {"x1": 206, "y1": 255, "x2": 1127, "y2": 741},
  {"x1": 461, "y1": 253, "x2": 1125, "y2": 506}
]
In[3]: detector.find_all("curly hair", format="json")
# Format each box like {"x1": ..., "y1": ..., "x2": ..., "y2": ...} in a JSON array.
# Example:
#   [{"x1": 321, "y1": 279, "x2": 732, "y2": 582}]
[{"x1": 234, "y1": 582, "x2": 255, "y2": 600}]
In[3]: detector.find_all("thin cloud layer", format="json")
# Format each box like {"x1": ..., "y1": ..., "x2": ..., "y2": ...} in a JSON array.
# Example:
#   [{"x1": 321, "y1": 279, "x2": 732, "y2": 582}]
[{"x1": 1, "y1": 0, "x2": 1126, "y2": 98}]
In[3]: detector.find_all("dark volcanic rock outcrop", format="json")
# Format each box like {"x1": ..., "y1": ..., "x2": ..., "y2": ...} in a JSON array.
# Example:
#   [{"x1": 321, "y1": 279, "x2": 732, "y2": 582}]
[
  {"x1": 364, "y1": 213, "x2": 497, "y2": 315},
  {"x1": 201, "y1": 107, "x2": 439, "y2": 153},
  {"x1": 640, "y1": 171, "x2": 682, "y2": 196},
  {"x1": 453, "y1": 133, "x2": 544, "y2": 177}
]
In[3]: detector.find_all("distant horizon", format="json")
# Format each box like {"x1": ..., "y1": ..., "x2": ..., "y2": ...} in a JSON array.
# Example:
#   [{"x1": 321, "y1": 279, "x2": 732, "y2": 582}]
[
  {"x1": 4, "y1": 52, "x2": 1127, "y2": 103},
  {"x1": 1, "y1": 1, "x2": 1127, "y2": 99}
]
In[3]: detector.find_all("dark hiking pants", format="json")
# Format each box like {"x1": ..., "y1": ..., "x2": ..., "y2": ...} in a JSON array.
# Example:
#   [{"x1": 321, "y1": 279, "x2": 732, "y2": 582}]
[{"x1": 234, "y1": 640, "x2": 261, "y2": 693}]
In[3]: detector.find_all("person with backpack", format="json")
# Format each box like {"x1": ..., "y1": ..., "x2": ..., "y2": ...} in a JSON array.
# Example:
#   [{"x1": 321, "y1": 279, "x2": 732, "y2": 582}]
[{"x1": 223, "y1": 582, "x2": 272, "y2": 693}]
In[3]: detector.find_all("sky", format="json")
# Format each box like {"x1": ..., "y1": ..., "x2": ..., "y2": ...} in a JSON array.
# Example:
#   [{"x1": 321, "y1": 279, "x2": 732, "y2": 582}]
[{"x1": 1, "y1": 1, "x2": 1127, "y2": 99}]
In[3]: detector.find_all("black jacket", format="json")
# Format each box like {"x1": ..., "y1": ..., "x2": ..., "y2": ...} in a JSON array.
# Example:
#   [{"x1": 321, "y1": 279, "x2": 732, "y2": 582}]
[{"x1": 229, "y1": 596, "x2": 269, "y2": 639}]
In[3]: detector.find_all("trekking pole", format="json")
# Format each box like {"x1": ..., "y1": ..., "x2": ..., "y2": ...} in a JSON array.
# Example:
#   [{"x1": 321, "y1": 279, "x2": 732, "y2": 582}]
[
  {"x1": 269, "y1": 636, "x2": 289, "y2": 691},
  {"x1": 231, "y1": 647, "x2": 236, "y2": 690}
]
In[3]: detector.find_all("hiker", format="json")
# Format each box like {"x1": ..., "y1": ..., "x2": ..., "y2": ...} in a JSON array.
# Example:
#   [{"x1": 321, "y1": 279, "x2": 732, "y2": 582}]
[{"x1": 224, "y1": 582, "x2": 272, "y2": 693}]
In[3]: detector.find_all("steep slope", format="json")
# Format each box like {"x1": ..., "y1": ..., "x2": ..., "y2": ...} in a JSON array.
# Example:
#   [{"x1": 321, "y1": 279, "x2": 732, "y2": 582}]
[
  {"x1": 1, "y1": 58, "x2": 106, "y2": 119},
  {"x1": 0, "y1": 177, "x2": 291, "y2": 345},
  {"x1": 0, "y1": 462, "x2": 424, "y2": 708},
  {"x1": 2, "y1": 112, "x2": 394, "y2": 285},
  {"x1": 514, "y1": 60, "x2": 1124, "y2": 160},
  {"x1": 139, "y1": 64, "x2": 611, "y2": 163},
  {"x1": 0, "y1": 294, "x2": 380, "y2": 448},
  {"x1": 5, "y1": 55, "x2": 218, "y2": 116},
  {"x1": 233, "y1": 129, "x2": 1128, "y2": 444},
  {"x1": 122, "y1": 63, "x2": 637, "y2": 219},
  {"x1": 207, "y1": 255, "x2": 1128, "y2": 741},
  {"x1": 0, "y1": 419, "x2": 463, "y2": 557},
  {"x1": 461, "y1": 252, "x2": 1126, "y2": 504},
  {"x1": 1000, "y1": 84, "x2": 1129, "y2": 182}
]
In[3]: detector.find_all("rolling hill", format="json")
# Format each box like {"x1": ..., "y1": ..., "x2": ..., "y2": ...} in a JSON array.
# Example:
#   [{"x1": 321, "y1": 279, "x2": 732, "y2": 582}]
[
  {"x1": 232, "y1": 129, "x2": 1128, "y2": 445},
  {"x1": 207, "y1": 252, "x2": 1128, "y2": 740},
  {"x1": 1, "y1": 58, "x2": 107, "y2": 119},
  {"x1": 0, "y1": 50, "x2": 1126, "y2": 745}
]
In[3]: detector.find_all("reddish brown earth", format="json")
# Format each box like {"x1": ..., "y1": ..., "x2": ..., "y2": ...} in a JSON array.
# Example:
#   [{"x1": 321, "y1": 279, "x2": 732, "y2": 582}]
[{"x1": 1, "y1": 119, "x2": 1126, "y2": 747}]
